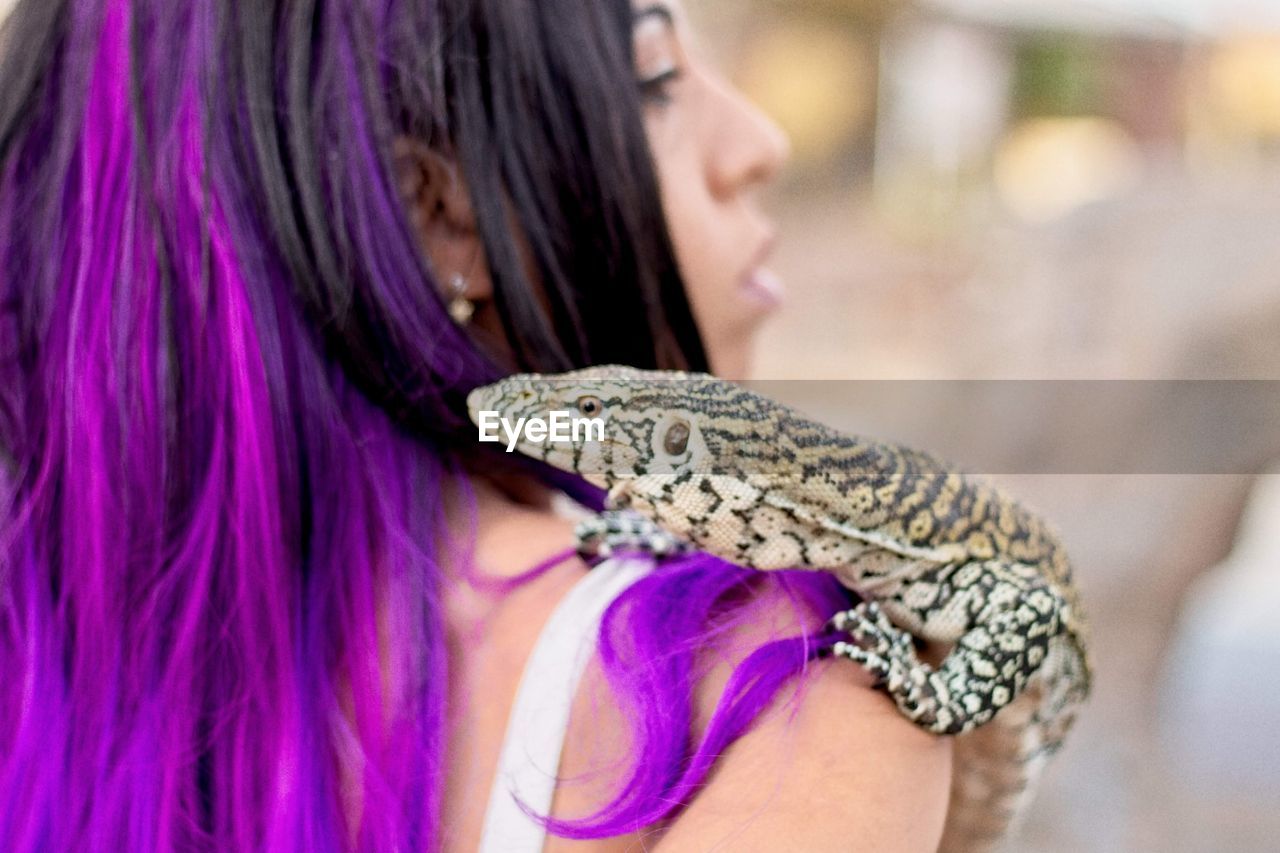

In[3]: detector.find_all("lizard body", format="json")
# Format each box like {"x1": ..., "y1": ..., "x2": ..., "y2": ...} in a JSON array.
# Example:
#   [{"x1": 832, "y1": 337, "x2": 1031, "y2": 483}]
[{"x1": 467, "y1": 365, "x2": 1091, "y2": 852}]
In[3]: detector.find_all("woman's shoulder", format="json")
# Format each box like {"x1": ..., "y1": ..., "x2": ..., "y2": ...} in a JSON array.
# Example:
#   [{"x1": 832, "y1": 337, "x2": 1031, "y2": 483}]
[
  {"x1": 553, "y1": 568, "x2": 953, "y2": 852},
  {"x1": 663, "y1": 580, "x2": 953, "y2": 850}
]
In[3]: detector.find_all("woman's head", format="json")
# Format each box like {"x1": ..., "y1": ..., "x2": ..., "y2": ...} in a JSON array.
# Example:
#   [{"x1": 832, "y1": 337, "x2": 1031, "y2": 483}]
[
  {"x1": 0, "y1": 0, "x2": 748, "y2": 480},
  {"x1": 399, "y1": 0, "x2": 791, "y2": 379},
  {"x1": 390, "y1": 0, "x2": 718, "y2": 378},
  {"x1": 0, "y1": 0, "x2": 816, "y2": 849}
]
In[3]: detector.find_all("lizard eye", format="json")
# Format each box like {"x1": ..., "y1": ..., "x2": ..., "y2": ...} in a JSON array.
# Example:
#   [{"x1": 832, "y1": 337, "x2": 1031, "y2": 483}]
[
  {"x1": 577, "y1": 395, "x2": 603, "y2": 417},
  {"x1": 662, "y1": 419, "x2": 690, "y2": 456}
]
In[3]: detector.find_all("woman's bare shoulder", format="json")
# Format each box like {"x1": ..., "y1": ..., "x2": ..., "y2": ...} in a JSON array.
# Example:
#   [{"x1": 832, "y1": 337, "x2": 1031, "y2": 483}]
[{"x1": 657, "y1": 582, "x2": 954, "y2": 852}]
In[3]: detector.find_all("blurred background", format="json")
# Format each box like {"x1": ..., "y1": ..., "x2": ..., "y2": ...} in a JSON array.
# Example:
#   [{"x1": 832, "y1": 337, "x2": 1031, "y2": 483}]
[{"x1": 689, "y1": 0, "x2": 1280, "y2": 850}]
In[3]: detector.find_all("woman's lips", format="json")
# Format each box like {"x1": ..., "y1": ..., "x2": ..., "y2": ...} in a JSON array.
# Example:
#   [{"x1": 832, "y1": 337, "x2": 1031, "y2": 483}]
[
  {"x1": 741, "y1": 266, "x2": 785, "y2": 309},
  {"x1": 740, "y1": 229, "x2": 782, "y2": 309}
]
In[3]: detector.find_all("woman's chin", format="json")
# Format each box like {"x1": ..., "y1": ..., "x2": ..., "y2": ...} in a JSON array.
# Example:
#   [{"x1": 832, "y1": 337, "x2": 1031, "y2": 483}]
[{"x1": 707, "y1": 333, "x2": 760, "y2": 380}]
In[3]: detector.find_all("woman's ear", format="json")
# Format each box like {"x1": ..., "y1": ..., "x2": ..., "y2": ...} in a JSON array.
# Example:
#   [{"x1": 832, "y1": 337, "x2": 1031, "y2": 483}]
[{"x1": 392, "y1": 135, "x2": 490, "y2": 301}]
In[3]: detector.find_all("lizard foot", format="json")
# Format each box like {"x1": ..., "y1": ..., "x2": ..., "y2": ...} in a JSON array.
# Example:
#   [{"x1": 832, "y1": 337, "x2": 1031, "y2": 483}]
[
  {"x1": 574, "y1": 510, "x2": 691, "y2": 564},
  {"x1": 825, "y1": 601, "x2": 968, "y2": 735}
]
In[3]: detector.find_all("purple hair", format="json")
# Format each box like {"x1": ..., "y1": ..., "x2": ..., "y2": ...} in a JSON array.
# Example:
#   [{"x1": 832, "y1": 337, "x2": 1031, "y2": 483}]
[{"x1": 0, "y1": 0, "x2": 850, "y2": 848}]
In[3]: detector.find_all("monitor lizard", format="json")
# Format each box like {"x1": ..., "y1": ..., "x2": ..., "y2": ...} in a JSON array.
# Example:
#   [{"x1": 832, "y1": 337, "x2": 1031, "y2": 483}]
[{"x1": 467, "y1": 365, "x2": 1091, "y2": 852}]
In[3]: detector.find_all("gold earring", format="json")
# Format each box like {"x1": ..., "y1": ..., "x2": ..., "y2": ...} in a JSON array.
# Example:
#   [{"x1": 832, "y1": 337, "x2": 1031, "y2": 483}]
[{"x1": 447, "y1": 273, "x2": 475, "y2": 325}]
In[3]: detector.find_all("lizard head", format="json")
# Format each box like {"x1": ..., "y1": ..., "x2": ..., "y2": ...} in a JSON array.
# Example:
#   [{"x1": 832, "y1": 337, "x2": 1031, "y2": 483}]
[{"x1": 466, "y1": 365, "x2": 768, "y2": 489}]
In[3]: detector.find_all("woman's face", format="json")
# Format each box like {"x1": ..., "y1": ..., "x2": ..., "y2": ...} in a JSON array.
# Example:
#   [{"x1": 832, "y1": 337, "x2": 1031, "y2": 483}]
[{"x1": 632, "y1": 1, "x2": 791, "y2": 378}]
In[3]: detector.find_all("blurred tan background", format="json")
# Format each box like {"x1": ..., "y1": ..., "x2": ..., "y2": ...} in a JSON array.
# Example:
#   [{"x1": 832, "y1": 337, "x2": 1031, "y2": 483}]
[{"x1": 690, "y1": 0, "x2": 1280, "y2": 850}]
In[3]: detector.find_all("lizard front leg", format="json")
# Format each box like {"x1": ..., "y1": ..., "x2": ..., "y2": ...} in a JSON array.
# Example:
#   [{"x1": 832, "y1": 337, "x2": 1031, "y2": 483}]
[
  {"x1": 825, "y1": 561, "x2": 1065, "y2": 736},
  {"x1": 574, "y1": 509, "x2": 691, "y2": 563}
]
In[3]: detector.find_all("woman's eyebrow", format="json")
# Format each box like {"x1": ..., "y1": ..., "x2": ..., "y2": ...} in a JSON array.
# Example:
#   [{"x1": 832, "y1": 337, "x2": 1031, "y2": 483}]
[{"x1": 633, "y1": 3, "x2": 675, "y2": 28}]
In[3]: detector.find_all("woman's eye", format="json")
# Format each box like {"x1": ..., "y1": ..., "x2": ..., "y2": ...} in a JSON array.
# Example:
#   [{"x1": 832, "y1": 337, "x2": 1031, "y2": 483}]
[
  {"x1": 577, "y1": 395, "x2": 603, "y2": 417},
  {"x1": 662, "y1": 419, "x2": 690, "y2": 456},
  {"x1": 638, "y1": 67, "x2": 682, "y2": 107},
  {"x1": 633, "y1": 8, "x2": 683, "y2": 109}
]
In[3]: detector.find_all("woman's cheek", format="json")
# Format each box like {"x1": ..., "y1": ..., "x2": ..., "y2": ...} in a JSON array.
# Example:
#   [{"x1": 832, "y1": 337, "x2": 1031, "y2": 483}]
[{"x1": 646, "y1": 115, "x2": 753, "y2": 372}]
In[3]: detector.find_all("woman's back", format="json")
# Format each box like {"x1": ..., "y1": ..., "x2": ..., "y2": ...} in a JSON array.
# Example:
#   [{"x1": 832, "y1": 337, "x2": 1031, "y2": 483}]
[
  {"x1": 437, "y1": 487, "x2": 595, "y2": 850},
  {"x1": 444, "y1": 507, "x2": 669, "y2": 851}
]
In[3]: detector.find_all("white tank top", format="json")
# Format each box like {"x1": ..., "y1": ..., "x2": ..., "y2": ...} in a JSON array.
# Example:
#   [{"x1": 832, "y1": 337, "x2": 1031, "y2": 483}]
[{"x1": 476, "y1": 557, "x2": 653, "y2": 852}]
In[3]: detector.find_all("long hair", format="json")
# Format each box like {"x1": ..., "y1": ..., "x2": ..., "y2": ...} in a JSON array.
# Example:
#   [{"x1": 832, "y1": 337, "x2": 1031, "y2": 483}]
[{"x1": 0, "y1": 0, "x2": 848, "y2": 848}]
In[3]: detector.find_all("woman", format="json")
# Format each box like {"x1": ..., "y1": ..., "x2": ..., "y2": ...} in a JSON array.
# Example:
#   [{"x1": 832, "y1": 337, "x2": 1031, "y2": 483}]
[{"x1": 0, "y1": 0, "x2": 951, "y2": 849}]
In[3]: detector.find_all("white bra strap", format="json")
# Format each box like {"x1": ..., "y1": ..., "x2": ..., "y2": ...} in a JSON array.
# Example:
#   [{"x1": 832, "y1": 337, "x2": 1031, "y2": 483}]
[{"x1": 477, "y1": 557, "x2": 652, "y2": 852}]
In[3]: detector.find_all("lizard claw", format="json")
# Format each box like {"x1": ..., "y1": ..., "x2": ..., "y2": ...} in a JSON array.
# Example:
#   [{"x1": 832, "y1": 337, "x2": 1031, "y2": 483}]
[
  {"x1": 825, "y1": 602, "x2": 945, "y2": 726},
  {"x1": 826, "y1": 601, "x2": 901, "y2": 651}
]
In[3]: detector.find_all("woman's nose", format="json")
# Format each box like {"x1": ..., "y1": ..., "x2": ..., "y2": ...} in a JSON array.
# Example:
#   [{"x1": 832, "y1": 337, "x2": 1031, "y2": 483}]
[{"x1": 707, "y1": 79, "x2": 792, "y2": 198}]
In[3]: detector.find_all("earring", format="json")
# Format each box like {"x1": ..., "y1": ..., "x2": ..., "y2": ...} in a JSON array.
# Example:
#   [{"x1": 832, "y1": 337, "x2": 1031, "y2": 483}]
[{"x1": 446, "y1": 273, "x2": 475, "y2": 325}]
